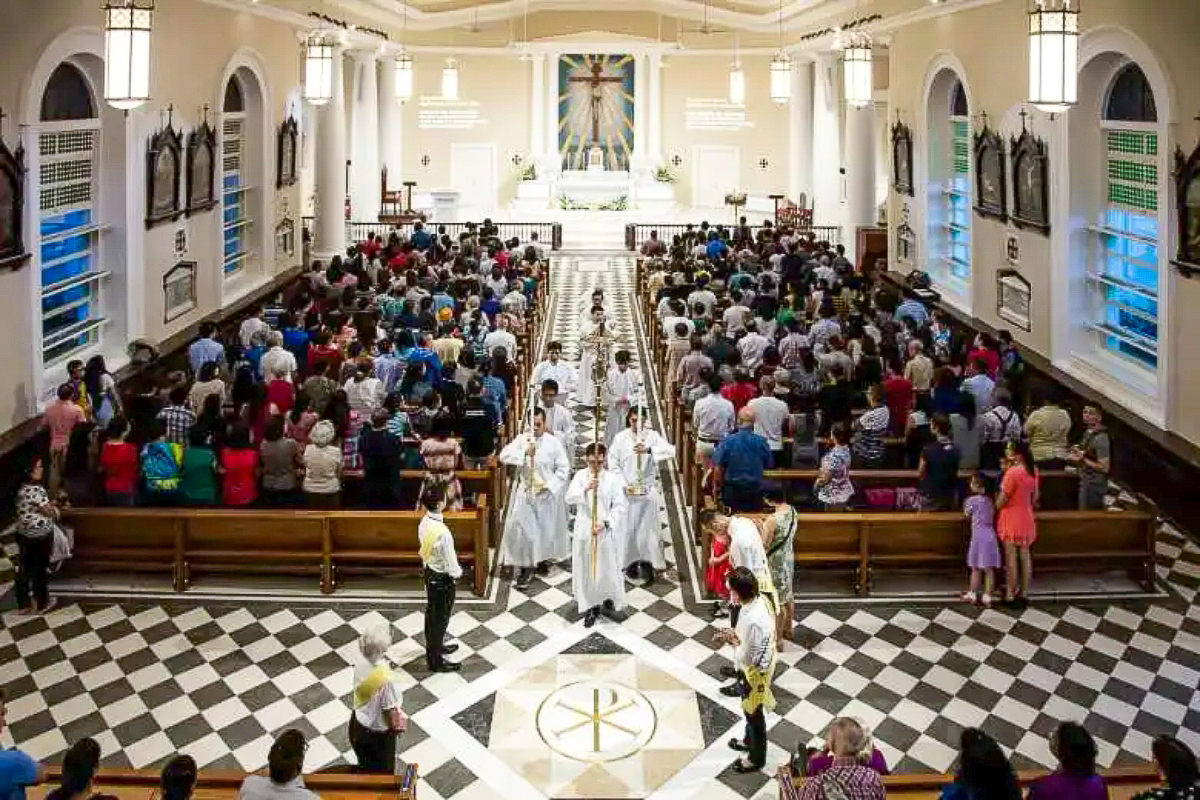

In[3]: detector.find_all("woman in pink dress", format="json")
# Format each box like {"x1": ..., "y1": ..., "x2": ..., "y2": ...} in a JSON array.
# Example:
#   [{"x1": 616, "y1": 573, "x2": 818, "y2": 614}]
[{"x1": 996, "y1": 440, "x2": 1039, "y2": 607}]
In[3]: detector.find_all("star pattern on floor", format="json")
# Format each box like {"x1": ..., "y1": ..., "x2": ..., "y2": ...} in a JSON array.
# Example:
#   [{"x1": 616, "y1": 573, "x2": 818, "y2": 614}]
[{"x1": 3, "y1": 252, "x2": 1200, "y2": 800}]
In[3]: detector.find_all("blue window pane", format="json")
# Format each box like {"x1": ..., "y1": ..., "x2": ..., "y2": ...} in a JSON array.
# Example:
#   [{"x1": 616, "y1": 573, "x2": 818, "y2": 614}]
[
  {"x1": 43, "y1": 302, "x2": 90, "y2": 338},
  {"x1": 43, "y1": 284, "x2": 90, "y2": 314},
  {"x1": 40, "y1": 209, "x2": 92, "y2": 238},
  {"x1": 41, "y1": 233, "x2": 90, "y2": 265},
  {"x1": 223, "y1": 173, "x2": 240, "y2": 190},
  {"x1": 44, "y1": 333, "x2": 93, "y2": 365},
  {"x1": 42, "y1": 255, "x2": 90, "y2": 287}
]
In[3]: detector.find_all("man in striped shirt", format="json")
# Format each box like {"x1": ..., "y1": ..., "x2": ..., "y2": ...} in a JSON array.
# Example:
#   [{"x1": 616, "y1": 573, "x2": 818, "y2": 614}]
[{"x1": 714, "y1": 566, "x2": 776, "y2": 773}]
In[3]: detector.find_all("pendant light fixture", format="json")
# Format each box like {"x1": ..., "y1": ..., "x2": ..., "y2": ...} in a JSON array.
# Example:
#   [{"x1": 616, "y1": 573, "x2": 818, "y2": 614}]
[
  {"x1": 304, "y1": 33, "x2": 335, "y2": 105},
  {"x1": 394, "y1": 3, "x2": 413, "y2": 101},
  {"x1": 1028, "y1": 0, "x2": 1079, "y2": 113},
  {"x1": 103, "y1": 0, "x2": 154, "y2": 110},
  {"x1": 842, "y1": 35, "x2": 873, "y2": 108},
  {"x1": 768, "y1": 0, "x2": 790, "y2": 104},
  {"x1": 442, "y1": 57, "x2": 460, "y2": 100},
  {"x1": 729, "y1": 33, "x2": 745, "y2": 105}
]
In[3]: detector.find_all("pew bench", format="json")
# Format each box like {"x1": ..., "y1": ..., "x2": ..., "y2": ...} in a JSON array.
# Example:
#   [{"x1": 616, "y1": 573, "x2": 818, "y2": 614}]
[
  {"x1": 778, "y1": 766, "x2": 1160, "y2": 800},
  {"x1": 61, "y1": 500, "x2": 491, "y2": 596},
  {"x1": 698, "y1": 506, "x2": 1156, "y2": 598},
  {"x1": 34, "y1": 766, "x2": 418, "y2": 800}
]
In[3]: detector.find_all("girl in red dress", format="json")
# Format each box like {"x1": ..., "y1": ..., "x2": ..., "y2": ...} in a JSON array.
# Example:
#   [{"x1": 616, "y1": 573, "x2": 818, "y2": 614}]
[{"x1": 706, "y1": 525, "x2": 732, "y2": 618}]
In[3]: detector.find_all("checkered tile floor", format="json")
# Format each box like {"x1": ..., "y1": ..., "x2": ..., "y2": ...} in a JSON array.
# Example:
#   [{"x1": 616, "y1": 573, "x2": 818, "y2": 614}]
[{"x1": 3, "y1": 252, "x2": 1200, "y2": 800}]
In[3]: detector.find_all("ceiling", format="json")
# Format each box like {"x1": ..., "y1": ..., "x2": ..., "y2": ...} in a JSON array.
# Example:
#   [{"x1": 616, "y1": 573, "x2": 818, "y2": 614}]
[{"x1": 249, "y1": 0, "x2": 960, "y2": 45}]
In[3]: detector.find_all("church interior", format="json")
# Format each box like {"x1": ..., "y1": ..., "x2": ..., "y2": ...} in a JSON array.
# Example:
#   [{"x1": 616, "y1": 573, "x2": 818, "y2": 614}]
[{"x1": 2, "y1": 0, "x2": 1200, "y2": 799}]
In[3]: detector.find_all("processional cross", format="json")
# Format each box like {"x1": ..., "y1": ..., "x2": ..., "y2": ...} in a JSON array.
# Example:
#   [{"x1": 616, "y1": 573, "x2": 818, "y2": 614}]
[{"x1": 568, "y1": 59, "x2": 624, "y2": 146}]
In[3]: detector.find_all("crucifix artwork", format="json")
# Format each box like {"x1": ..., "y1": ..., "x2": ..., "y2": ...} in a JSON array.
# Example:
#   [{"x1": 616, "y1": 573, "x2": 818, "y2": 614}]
[
  {"x1": 568, "y1": 60, "x2": 625, "y2": 146},
  {"x1": 558, "y1": 54, "x2": 634, "y2": 171}
]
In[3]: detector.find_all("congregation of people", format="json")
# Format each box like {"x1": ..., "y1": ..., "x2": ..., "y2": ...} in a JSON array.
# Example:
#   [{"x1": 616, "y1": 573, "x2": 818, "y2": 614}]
[
  {"x1": 639, "y1": 220, "x2": 1114, "y2": 616},
  {"x1": 16, "y1": 222, "x2": 545, "y2": 615}
]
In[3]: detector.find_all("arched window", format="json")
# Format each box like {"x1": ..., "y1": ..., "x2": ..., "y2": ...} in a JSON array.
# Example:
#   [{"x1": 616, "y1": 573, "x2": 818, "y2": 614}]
[
  {"x1": 926, "y1": 72, "x2": 972, "y2": 307},
  {"x1": 1089, "y1": 64, "x2": 1158, "y2": 370},
  {"x1": 222, "y1": 75, "x2": 250, "y2": 279},
  {"x1": 37, "y1": 62, "x2": 105, "y2": 367}
]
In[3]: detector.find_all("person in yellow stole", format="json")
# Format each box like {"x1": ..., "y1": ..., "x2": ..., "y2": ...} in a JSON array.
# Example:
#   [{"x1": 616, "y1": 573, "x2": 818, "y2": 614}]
[
  {"x1": 713, "y1": 567, "x2": 776, "y2": 773},
  {"x1": 349, "y1": 627, "x2": 407, "y2": 773},
  {"x1": 419, "y1": 485, "x2": 462, "y2": 672}
]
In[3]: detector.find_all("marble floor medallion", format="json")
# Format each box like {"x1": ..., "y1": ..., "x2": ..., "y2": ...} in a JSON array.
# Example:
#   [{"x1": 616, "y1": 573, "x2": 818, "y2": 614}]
[{"x1": 444, "y1": 632, "x2": 739, "y2": 799}]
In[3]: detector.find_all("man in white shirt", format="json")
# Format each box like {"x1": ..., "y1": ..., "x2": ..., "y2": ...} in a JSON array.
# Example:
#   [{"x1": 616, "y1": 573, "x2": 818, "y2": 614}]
[
  {"x1": 723, "y1": 291, "x2": 751, "y2": 336},
  {"x1": 961, "y1": 357, "x2": 996, "y2": 414},
  {"x1": 687, "y1": 280, "x2": 718, "y2": 317},
  {"x1": 259, "y1": 331, "x2": 297, "y2": 382},
  {"x1": 483, "y1": 317, "x2": 518, "y2": 363},
  {"x1": 737, "y1": 321, "x2": 771, "y2": 372},
  {"x1": 238, "y1": 306, "x2": 270, "y2": 350},
  {"x1": 745, "y1": 377, "x2": 790, "y2": 463},
  {"x1": 419, "y1": 486, "x2": 462, "y2": 672},
  {"x1": 692, "y1": 379, "x2": 736, "y2": 466},
  {"x1": 539, "y1": 379, "x2": 576, "y2": 455}
]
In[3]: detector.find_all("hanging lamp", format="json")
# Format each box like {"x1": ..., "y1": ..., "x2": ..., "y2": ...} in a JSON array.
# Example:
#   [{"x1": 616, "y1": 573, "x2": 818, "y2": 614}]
[
  {"x1": 843, "y1": 36, "x2": 873, "y2": 108},
  {"x1": 1028, "y1": 0, "x2": 1079, "y2": 113},
  {"x1": 304, "y1": 33, "x2": 335, "y2": 105},
  {"x1": 442, "y1": 57, "x2": 460, "y2": 100},
  {"x1": 769, "y1": 0, "x2": 790, "y2": 103},
  {"x1": 103, "y1": 0, "x2": 154, "y2": 110}
]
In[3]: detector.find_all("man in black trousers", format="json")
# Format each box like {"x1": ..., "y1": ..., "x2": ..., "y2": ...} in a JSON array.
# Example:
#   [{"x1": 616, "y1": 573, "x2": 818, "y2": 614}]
[{"x1": 418, "y1": 486, "x2": 461, "y2": 672}]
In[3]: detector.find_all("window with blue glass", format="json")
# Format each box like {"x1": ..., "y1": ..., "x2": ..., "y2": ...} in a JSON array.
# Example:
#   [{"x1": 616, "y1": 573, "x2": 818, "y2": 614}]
[
  {"x1": 222, "y1": 113, "x2": 248, "y2": 277},
  {"x1": 1087, "y1": 65, "x2": 1159, "y2": 371},
  {"x1": 935, "y1": 80, "x2": 972, "y2": 295},
  {"x1": 37, "y1": 63, "x2": 106, "y2": 368}
]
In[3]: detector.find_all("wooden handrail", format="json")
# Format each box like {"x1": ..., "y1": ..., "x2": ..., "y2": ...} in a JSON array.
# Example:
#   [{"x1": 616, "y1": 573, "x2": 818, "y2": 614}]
[{"x1": 38, "y1": 765, "x2": 418, "y2": 799}]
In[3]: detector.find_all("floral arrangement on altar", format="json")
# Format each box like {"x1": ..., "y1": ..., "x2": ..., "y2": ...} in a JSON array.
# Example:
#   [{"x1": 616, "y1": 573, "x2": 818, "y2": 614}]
[
  {"x1": 653, "y1": 166, "x2": 677, "y2": 184},
  {"x1": 559, "y1": 194, "x2": 629, "y2": 211},
  {"x1": 511, "y1": 158, "x2": 537, "y2": 182}
]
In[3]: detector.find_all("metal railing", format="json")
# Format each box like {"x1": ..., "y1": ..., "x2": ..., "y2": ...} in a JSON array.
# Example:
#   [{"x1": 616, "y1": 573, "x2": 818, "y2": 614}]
[
  {"x1": 299, "y1": 218, "x2": 564, "y2": 251},
  {"x1": 625, "y1": 222, "x2": 843, "y2": 252}
]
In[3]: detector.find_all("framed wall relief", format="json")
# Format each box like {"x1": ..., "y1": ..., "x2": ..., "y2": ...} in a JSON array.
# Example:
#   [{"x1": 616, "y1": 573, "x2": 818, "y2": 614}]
[
  {"x1": 277, "y1": 116, "x2": 298, "y2": 189},
  {"x1": 146, "y1": 114, "x2": 183, "y2": 228},
  {"x1": 0, "y1": 120, "x2": 29, "y2": 270},
  {"x1": 895, "y1": 203, "x2": 917, "y2": 267},
  {"x1": 1174, "y1": 137, "x2": 1200, "y2": 278},
  {"x1": 891, "y1": 120, "x2": 914, "y2": 197},
  {"x1": 185, "y1": 119, "x2": 217, "y2": 216},
  {"x1": 973, "y1": 122, "x2": 1007, "y2": 222},
  {"x1": 1010, "y1": 127, "x2": 1050, "y2": 235},
  {"x1": 997, "y1": 269, "x2": 1031, "y2": 331},
  {"x1": 163, "y1": 260, "x2": 197, "y2": 323},
  {"x1": 275, "y1": 217, "x2": 295, "y2": 261}
]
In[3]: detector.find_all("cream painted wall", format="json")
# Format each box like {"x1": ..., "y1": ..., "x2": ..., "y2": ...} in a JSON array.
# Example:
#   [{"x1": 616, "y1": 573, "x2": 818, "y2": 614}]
[
  {"x1": 661, "y1": 53, "x2": 790, "y2": 206},
  {"x1": 0, "y1": 0, "x2": 302, "y2": 431},
  {"x1": 400, "y1": 54, "x2": 530, "y2": 208},
  {"x1": 885, "y1": 0, "x2": 1200, "y2": 443}
]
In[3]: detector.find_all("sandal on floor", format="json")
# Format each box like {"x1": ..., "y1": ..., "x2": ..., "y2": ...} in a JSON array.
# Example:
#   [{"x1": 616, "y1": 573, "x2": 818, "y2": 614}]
[
  {"x1": 980, "y1": 593, "x2": 993, "y2": 608},
  {"x1": 961, "y1": 591, "x2": 977, "y2": 604}
]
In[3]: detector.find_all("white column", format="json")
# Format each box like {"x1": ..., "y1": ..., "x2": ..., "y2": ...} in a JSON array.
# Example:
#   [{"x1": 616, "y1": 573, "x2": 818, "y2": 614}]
[
  {"x1": 378, "y1": 55, "x2": 403, "y2": 201},
  {"x1": 647, "y1": 50, "x2": 663, "y2": 165},
  {"x1": 313, "y1": 46, "x2": 347, "y2": 260},
  {"x1": 844, "y1": 101, "x2": 876, "y2": 231},
  {"x1": 811, "y1": 53, "x2": 841, "y2": 229},
  {"x1": 349, "y1": 52, "x2": 381, "y2": 222},
  {"x1": 530, "y1": 53, "x2": 545, "y2": 158},
  {"x1": 544, "y1": 53, "x2": 559, "y2": 171},
  {"x1": 788, "y1": 59, "x2": 814, "y2": 205},
  {"x1": 632, "y1": 52, "x2": 648, "y2": 169},
  {"x1": 300, "y1": 100, "x2": 317, "y2": 219}
]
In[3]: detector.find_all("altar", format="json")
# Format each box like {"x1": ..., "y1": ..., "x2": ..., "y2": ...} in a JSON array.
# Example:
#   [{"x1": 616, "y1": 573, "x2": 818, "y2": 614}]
[{"x1": 556, "y1": 169, "x2": 634, "y2": 209}]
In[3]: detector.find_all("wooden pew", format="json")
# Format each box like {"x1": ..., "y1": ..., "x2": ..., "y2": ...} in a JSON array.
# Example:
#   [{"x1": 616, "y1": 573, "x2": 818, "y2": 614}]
[
  {"x1": 779, "y1": 766, "x2": 1159, "y2": 800},
  {"x1": 61, "y1": 501, "x2": 492, "y2": 596},
  {"x1": 696, "y1": 506, "x2": 1156, "y2": 599},
  {"x1": 34, "y1": 766, "x2": 417, "y2": 800}
]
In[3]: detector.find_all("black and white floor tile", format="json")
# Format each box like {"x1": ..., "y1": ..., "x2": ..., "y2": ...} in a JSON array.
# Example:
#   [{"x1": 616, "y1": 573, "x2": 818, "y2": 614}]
[{"x1": 2, "y1": 251, "x2": 1200, "y2": 800}]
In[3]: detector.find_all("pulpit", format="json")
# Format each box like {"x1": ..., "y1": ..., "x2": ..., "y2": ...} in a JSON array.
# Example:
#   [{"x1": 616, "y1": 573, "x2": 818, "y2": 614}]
[{"x1": 428, "y1": 189, "x2": 460, "y2": 223}]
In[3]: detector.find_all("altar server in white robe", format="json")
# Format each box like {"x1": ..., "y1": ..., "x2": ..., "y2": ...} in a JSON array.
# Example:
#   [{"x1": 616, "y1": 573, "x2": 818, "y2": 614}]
[
  {"x1": 531, "y1": 341, "x2": 578, "y2": 402},
  {"x1": 565, "y1": 442, "x2": 629, "y2": 627},
  {"x1": 499, "y1": 407, "x2": 571, "y2": 590},
  {"x1": 538, "y1": 379, "x2": 576, "y2": 456},
  {"x1": 608, "y1": 407, "x2": 676, "y2": 583},
  {"x1": 576, "y1": 287, "x2": 612, "y2": 327},
  {"x1": 576, "y1": 307, "x2": 612, "y2": 408},
  {"x1": 602, "y1": 350, "x2": 642, "y2": 447}
]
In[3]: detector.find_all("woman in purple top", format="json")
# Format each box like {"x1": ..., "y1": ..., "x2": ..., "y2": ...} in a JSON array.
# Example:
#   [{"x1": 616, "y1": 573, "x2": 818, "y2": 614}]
[
  {"x1": 1028, "y1": 723, "x2": 1109, "y2": 800},
  {"x1": 962, "y1": 472, "x2": 1002, "y2": 607}
]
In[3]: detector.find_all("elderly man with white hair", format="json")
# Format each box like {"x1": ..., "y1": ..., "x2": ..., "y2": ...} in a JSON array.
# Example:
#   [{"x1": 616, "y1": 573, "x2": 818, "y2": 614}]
[
  {"x1": 259, "y1": 331, "x2": 297, "y2": 383},
  {"x1": 349, "y1": 626, "x2": 408, "y2": 773}
]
